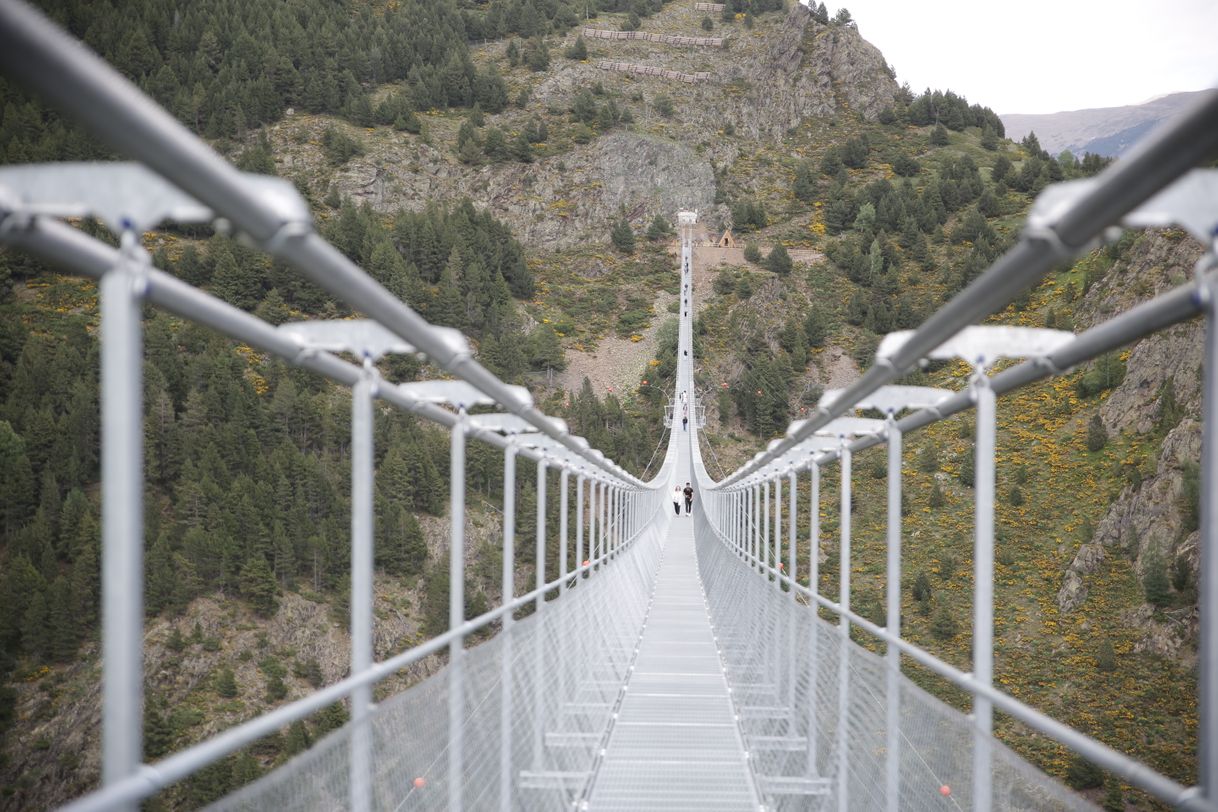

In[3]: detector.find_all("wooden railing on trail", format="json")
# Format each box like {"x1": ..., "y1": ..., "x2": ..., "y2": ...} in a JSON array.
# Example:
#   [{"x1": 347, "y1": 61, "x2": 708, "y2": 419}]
[
  {"x1": 694, "y1": 2, "x2": 725, "y2": 11},
  {"x1": 595, "y1": 60, "x2": 712, "y2": 84},
  {"x1": 582, "y1": 27, "x2": 724, "y2": 47}
]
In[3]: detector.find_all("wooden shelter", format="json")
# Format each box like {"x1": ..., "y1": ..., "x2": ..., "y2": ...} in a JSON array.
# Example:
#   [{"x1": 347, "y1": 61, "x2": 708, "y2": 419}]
[{"x1": 716, "y1": 228, "x2": 736, "y2": 248}]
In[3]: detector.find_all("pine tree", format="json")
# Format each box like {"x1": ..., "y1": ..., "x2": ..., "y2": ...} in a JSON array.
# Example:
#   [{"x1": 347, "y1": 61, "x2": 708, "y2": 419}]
[
  {"x1": 610, "y1": 219, "x2": 635, "y2": 254},
  {"x1": 743, "y1": 242, "x2": 761, "y2": 263},
  {"x1": 482, "y1": 127, "x2": 509, "y2": 161},
  {"x1": 929, "y1": 482, "x2": 945, "y2": 508},
  {"x1": 1065, "y1": 755, "x2": 1104, "y2": 790},
  {"x1": 930, "y1": 601, "x2": 957, "y2": 639},
  {"x1": 1086, "y1": 414, "x2": 1108, "y2": 452},
  {"x1": 210, "y1": 240, "x2": 262, "y2": 311},
  {"x1": 510, "y1": 131, "x2": 534, "y2": 163},
  {"x1": 1096, "y1": 639, "x2": 1116, "y2": 672},
  {"x1": 803, "y1": 304, "x2": 829, "y2": 347},
  {"x1": 1142, "y1": 549, "x2": 1171, "y2": 608},
  {"x1": 433, "y1": 250, "x2": 465, "y2": 327},
  {"x1": 284, "y1": 720, "x2": 312, "y2": 755},
  {"x1": 0, "y1": 420, "x2": 35, "y2": 535},
  {"x1": 48, "y1": 576, "x2": 77, "y2": 661},
  {"x1": 216, "y1": 666, "x2": 239, "y2": 698},
  {"x1": 239, "y1": 555, "x2": 279, "y2": 617},
  {"x1": 930, "y1": 123, "x2": 949, "y2": 146},
  {"x1": 21, "y1": 587, "x2": 49, "y2": 658},
  {"x1": 793, "y1": 161, "x2": 816, "y2": 202},
  {"x1": 565, "y1": 36, "x2": 587, "y2": 60},
  {"x1": 646, "y1": 215, "x2": 672, "y2": 241},
  {"x1": 766, "y1": 243, "x2": 792, "y2": 276},
  {"x1": 232, "y1": 752, "x2": 261, "y2": 787},
  {"x1": 959, "y1": 451, "x2": 975, "y2": 487},
  {"x1": 144, "y1": 698, "x2": 175, "y2": 759}
]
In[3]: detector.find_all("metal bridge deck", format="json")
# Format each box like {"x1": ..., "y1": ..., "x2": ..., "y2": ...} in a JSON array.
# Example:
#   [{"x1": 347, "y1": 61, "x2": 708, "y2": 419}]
[{"x1": 588, "y1": 436, "x2": 758, "y2": 810}]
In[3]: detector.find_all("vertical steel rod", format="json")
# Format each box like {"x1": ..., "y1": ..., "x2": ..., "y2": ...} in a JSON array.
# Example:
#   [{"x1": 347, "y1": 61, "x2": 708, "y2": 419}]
[
  {"x1": 838, "y1": 446, "x2": 852, "y2": 812},
  {"x1": 559, "y1": 468, "x2": 570, "y2": 594},
  {"x1": 349, "y1": 367, "x2": 375, "y2": 812},
  {"x1": 788, "y1": 470, "x2": 798, "y2": 713},
  {"x1": 588, "y1": 480, "x2": 596, "y2": 567},
  {"x1": 1203, "y1": 274, "x2": 1218, "y2": 804},
  {"x1": 99, "y1": 237, "x2": 144, "y2": 808},
  {"x1": 600, "y1": 480, "x2": 607, "y2": 567},
  {"x1": 788, "y1": 471, "x2": 798, "y2": 600},
  {"x1": 535, "y1": 459, "x2": 547, "y2": 610},
  {"x1": 448, "y1": 412, "x2": 468, "y2": 812},
  {"x1": 885, "y1": 420, "x2": 903, "y2": 812},
  {"x1": 840, "y1": 447, "x2": 852, "y2": 632},
  {"x1": 763, "y1": 481, "x2": 771, "y2": 576},
  {"x1": 973, "y1": 375, "x2": 996, "y2": 812},
  {"x1": 808, "y1": 461, "x2": 820, "y2": 776},
  {"x1": 774, "y1": 476, "x2": 783, "y2": 590},
  {"x1": 498, "y1": 441, "x2": 517, "y2": 812},
  {"x1": 576, "y1": 475, "x2": 585, "y2": 578},
  {"x1": 749, "y1": 486, "x2": 754, "y2": 562}
]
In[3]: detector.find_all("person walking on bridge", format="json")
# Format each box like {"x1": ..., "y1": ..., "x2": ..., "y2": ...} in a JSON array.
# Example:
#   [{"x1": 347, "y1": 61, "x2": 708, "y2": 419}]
[
  {"x1": 683, "y1": 482, "x2": 693, "y2": 515},
  {"x1": 673, "y1": 484, "x2": 683, "y2": 516}
]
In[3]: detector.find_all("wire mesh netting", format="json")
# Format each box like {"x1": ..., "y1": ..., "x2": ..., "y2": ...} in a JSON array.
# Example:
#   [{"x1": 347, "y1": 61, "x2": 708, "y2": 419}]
[
  {"x1": 210, "y1": 518, "x2": 665, "y2": 812},
  {"x1": 692, "y1": 510, "x2": 1097, "y2": 812}
]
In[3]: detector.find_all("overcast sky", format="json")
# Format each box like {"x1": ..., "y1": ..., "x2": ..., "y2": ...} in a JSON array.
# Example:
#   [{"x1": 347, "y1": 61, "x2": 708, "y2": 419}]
[{"x1": 829, "y1": 0, "x2": 1218, "y2": 115}]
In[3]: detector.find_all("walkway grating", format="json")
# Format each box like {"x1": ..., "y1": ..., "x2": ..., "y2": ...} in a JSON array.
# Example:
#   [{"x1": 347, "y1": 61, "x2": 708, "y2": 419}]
[{"x1": 587, "y1": 447, "x2": 759, "y2": 811}]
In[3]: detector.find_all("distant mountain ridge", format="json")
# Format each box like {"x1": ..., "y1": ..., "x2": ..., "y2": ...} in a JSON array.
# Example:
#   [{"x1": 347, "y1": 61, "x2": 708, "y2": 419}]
[{"x1": 1000, "y1": 89, "x2": 1211, "y2": 158}]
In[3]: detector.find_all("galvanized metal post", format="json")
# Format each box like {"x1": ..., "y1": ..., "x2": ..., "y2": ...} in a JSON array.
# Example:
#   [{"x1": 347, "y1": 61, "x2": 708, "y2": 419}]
[
  {"x1": 559, "y1": 468, "x2": 570, "y2": 594},
  {"x1": 499, "y1": 440, "x2": 517, "y2": 812},
  {"x1": 600, "y1": 480, "x2": 608, "y2": 566},
  {"x1": 533, "y1": 460, "x2": 546, "y2": 770},
  {"x1": 349, "y1": 362, "x2": 375, "y2": 812},
  {"x1": 734, "y1": 491, "x2": 740, "y2": 556},
  {"x1": 788, "y1": 470, "x2": 798, "y2": 713},
  {"x1": 973, "y1": 371, "x2": 996, "y2": 812},
  {"x1": 535, "y1": 459, "x2": 547, "y2": 611},
  {"x1": 840, "y1": 446, "x2": 852, "y2": 632},
  {"x1": 448, "y1": 410, "x2": 468, "y2": 812},
  {"x1": 748, "y1": 486, "x2": 752, "y2": 561},
  {"x1": 774, "y1": 475, "x2": 783, "y2": 589},
  {"x1": 588, "y1": 480, "x2": 597, "y2": 571},
  {"x1": 763, "y1": 480, "x2": 771, "y2": 576},
  {"x1": 788, "y1": 471, "x2": 798, "y2": 599},
  {"x1": 100, "y1": 232, "x2": 145, "y2": 808},
  {"x1": 885, "y1": 418, "x2": 903, "y2": 812},
  {"x1": 576, "y1": 474, "x2": 585, "y2": 579},
  {"x1": 807, "y1": 460, "x2": 820, "y2": 776},
  {"x1": 1203, "y1": 269, "x2": 1218, "y2": 804},
  {"x1": 838, "y1": 445, "x2": 852, "y2": 812},
  {"x1": 502, "y1": 443, "x2": 518, "y2": 621},
  {"x1": 810, "y1": 462, "x2": 820, "y2": 599},
  {"x1": 609, "y1": 486, "x2": 617, "y2": 559},
  {"x1": 751, "y1": 485, "x2": 759, "y2": 566}
]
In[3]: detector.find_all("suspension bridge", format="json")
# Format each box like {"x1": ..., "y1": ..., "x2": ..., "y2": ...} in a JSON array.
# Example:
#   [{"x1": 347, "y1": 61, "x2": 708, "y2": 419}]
[{"x1": 2, "y1": 0, "x2": 1218, "y2": 809}]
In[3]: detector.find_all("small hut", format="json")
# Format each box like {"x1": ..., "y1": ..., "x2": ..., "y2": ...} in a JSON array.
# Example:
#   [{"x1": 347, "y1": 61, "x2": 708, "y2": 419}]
[{"x1": 716, "y1": 228, "x2": 736, "y2": 248}]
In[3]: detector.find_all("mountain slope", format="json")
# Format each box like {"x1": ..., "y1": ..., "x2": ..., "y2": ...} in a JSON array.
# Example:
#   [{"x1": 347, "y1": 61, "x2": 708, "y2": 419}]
[
  {"x1": 1000, "y1": 89, "x2": 1211, "y2": 158},
  {"x1": 0, "y1": 1, "x2": 1207, "y2": 810}
]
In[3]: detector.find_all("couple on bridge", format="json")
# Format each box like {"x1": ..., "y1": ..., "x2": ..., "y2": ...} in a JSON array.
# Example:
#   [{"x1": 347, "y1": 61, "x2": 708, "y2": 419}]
[{"x1": 672, "y1": 482, "x2": 694, "y2": 515}]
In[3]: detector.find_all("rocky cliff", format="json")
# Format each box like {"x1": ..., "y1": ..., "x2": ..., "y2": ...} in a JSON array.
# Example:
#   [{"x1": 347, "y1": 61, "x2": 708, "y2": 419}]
[
  {"x1": 1056, "y1": 229, "x2": 1205, "y2": 661},
  {"x1": 285, "y1": 2, "x2": 898, "y2": 251}
]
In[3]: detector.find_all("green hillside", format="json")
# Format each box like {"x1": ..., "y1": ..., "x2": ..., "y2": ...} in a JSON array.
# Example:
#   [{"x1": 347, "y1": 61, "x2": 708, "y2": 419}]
[{"x1": 0, "y1": 0, "x2": 1204, "y2": 809}]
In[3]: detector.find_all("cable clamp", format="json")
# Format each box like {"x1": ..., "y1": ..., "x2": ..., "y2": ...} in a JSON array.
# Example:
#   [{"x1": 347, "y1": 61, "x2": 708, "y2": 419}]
[
  {"x1": 262, "y1": 220, "x2": 312, "y2": 256},
  {"x1": 1034, "y1": 355, "x2": 1066, "y2": 377}
]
